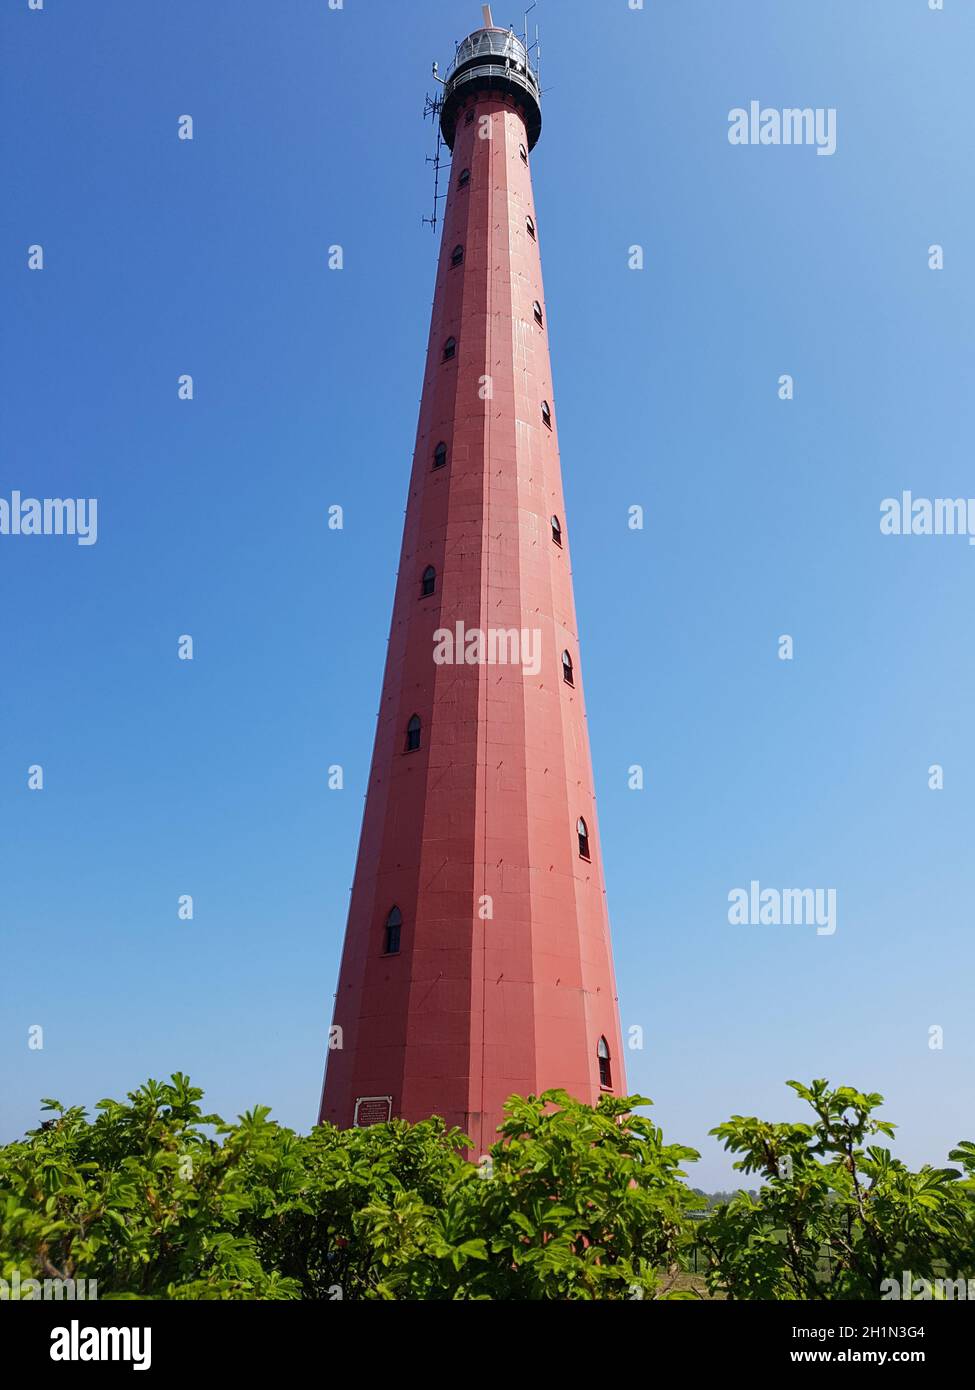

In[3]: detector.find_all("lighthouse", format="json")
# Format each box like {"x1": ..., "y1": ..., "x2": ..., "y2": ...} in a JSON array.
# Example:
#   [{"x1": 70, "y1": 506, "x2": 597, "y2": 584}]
[{"x1": 319, "y1": 8, "x2": 626, "y2": 1154}]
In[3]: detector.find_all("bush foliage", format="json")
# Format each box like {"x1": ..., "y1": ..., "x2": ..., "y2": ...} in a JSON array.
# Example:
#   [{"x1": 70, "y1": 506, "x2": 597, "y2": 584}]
[{"x1": 1, "y1": 1074, "x2": 971, "y2": 1300}]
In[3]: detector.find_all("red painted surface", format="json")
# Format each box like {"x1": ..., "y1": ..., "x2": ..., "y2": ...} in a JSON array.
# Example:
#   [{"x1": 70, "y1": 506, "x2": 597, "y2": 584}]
[{"x1": 319, "y1": 76, "x2": 625, "y2": 1155}]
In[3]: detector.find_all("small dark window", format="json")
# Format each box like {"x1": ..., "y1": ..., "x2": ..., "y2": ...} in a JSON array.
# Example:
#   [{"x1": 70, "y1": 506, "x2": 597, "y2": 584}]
[
  {"x1": 577, "y1": 816, "x2": 590, "y2": 860},
  {"x1": 406, "y1": 714, "x2": 421, "y2": 753},
  {"x1": 541, "y1": 400, "x2": 552, "y2": 429},
  {"x1": 421, "y1": 565, "x2": 436, "y2": 598},
  {"x1": 384, "y1": 906, "x2": 402, "y2": 955},
  {"x1": 597, "y1": 1036, "x2": 612, "y2": 1088},
  {"x1": 533, "y1": 300, "x2": 543, "y2": 326},
  {"x1": 519, "y1": 143, "x2": 528, "y2": 163},
  {"x1": 465, "y1": 108, "x2": 476, "y2": 125},
  {"x1": 451, "y1": 244, "x2": 464, "y2": 268},
  {"x1": 551, "y1": 515, "x2": 562, "y2": 546},
  {"x1": 443, "y1": 337, "x2": 457, "y2": 362},
  {"x1": 433, "y1": 441, "x2": 448, "y2": 470},
  {"x1": 562, "y1": 650, "x2": 574, "y2": 686},
  {"x1": 458, "y1": 168, "x2": 471, "y2": 188},
  {"x1": 526, "y1": 216, "x2": 536, "y2": 239}
]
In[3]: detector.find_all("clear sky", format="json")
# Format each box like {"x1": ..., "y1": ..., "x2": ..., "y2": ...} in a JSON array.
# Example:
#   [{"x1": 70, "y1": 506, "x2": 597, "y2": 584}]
[{"x1": 2, "y1": 0, "x2": 972, "y2": 1188}]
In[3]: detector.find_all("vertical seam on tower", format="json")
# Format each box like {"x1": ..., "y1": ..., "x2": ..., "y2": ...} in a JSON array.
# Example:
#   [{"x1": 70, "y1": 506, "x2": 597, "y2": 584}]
[{"x1": 479, "y1": 103, "x2": 492, "y2": 1158}]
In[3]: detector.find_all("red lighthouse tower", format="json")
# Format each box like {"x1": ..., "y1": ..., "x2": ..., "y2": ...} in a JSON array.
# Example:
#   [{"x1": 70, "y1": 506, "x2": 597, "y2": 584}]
[{"x1": 320, "y1": 9, "x2": 625, "y2": 1154}]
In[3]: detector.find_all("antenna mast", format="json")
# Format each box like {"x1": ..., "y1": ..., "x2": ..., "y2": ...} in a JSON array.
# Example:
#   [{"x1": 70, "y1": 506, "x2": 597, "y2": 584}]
[{"x1": 422, "y1": 60, "x2": 447, "y2": 234}]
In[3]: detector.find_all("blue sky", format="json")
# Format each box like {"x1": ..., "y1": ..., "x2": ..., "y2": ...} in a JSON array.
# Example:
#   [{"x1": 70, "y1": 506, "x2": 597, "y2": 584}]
[{"x1": 2, "y1": 0, "x2": 972, "y2": 1187}]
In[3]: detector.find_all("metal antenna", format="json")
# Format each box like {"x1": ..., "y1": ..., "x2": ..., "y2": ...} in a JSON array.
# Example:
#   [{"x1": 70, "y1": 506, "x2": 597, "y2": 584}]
[
  {"x1": 422, "y1": 89, "x2": 447, "y2": 234},
  {"x1": 523, "y1": 1, "x2": 536, "y2": 53}
]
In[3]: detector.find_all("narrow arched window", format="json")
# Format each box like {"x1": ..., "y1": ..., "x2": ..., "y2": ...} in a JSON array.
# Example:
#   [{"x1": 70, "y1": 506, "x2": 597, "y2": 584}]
[
  {"x1": 465, "y1": 108, "x2": 476, "y2": 125},
  {"x1": 405, "y1": 714, "x2": 421, "y2": 753},
  {"x1": 562, "y1": 650, "x2": 574, "y2": 686},
  {"x1": 533, "y1": 300, "x2": 543, "y2": 326},
  {"x1": 384, "y1": 906, "x2": 402, "y2": 955},
  {"x1": 526, "y1": 215, "x2": 536, "y2": 239},
  {"x1": 421, "y1": 565, "x2": 436, "y2": 598},
  {"x1": 597, "y1": 1036, "x2": 612, "y2": 1088},
  {"x1": 443, "y1": 337, "x2": 457, "y2": 362},
  {"x1": 433, "y1": 441, "x2": 448, "y2": 470},
  {"x1": 577, "y1": 816, "x2": 590, "y2": 860},
  {"x1": 519, "y1": 142, "x2": 528, "y2": 163},
  {"x1": 451, "y1": 244, "x2": 464, "y2": 268},
  {"x1": 551, "y1": 515, "x2": 562, "y2": 546},
  {"x1": 541, "y1": 400, "x2": 552, "y2": 429},
  {"x1": 458, "y1": 168, "x2": 471, "y2": 188}
]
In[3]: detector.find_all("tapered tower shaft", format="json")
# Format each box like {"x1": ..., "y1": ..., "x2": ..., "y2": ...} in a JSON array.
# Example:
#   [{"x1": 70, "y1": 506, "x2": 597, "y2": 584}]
[{"x1": 320, "y1": 20, "x2": 625, "y2": 1154}]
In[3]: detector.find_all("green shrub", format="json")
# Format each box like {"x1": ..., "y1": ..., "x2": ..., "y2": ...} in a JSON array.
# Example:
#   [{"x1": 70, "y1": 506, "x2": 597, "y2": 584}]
[{"x1": 1, "y1": 1073, "x2": 970, "y2": 1300}]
